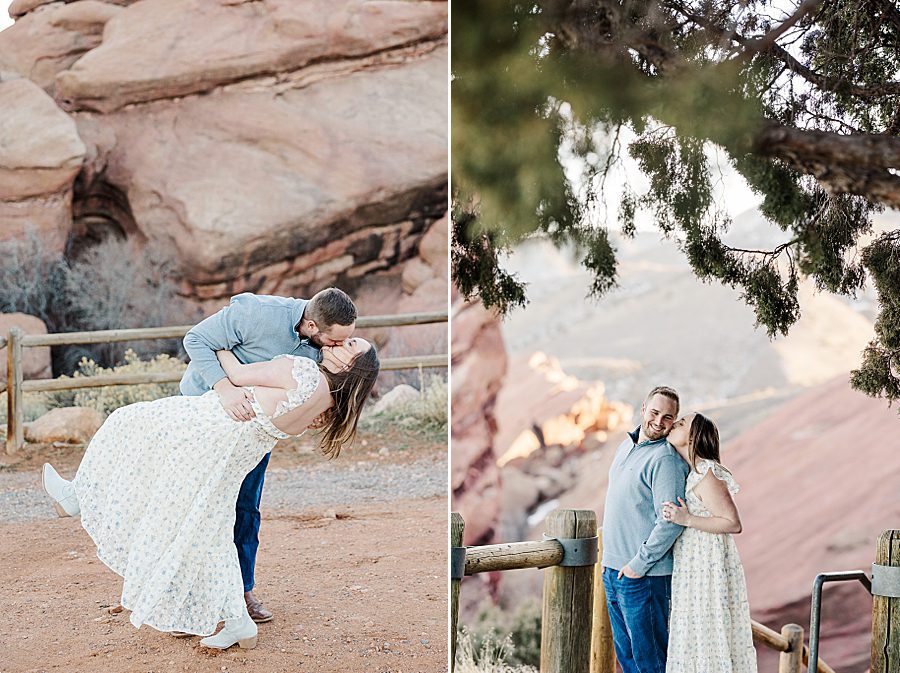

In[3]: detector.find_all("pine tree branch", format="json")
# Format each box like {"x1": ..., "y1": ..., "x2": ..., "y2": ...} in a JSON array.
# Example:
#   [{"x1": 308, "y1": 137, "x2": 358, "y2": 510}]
[
  {"x1": 753, "y1": 124, "x2": 900, "y2": 208},
  {"x1": 745, "y1": 0, "x2": 821, "y2": 55},
  {"x1": 665, "y1": 1, "x2": 900, "y2": 98}
]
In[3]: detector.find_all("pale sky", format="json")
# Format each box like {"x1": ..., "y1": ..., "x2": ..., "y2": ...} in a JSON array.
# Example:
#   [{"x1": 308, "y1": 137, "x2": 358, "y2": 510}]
[{"x1": 1, "y1": 2, "x2": 11, "y2": 31}]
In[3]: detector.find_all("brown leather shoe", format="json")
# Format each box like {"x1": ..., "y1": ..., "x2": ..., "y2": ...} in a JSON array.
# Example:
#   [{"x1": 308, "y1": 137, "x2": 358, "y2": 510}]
[{"x1": 244, "y1": 590, "x2": 273, "y2": 623}]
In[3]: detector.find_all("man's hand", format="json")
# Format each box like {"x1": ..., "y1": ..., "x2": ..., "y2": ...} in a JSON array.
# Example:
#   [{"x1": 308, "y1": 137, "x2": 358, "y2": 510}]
[
  {"x1": 214, "y1": 379, "x2": 255, "y2": 422},
  {"x1": 618, "y1": 564, "x2": 641, "y2": 579}
]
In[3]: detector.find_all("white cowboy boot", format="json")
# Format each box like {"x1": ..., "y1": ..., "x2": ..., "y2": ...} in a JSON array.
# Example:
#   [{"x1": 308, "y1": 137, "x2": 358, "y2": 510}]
[
  {"x1": 41, "y1": 463, "x2": 80, "y2": 517},
  {"x1": 200, "y1": 606, "x2": 258, "y2": 650}
]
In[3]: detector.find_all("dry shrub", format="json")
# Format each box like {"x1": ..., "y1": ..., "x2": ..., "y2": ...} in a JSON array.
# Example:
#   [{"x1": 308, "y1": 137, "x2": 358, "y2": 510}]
[
  {"x1": 0, "y1": 230, "x2": 68, "y2": 330},
  {"x1": 462, "y1": 599, "x2": 542, "y2": 670},
  {"x1": 0, "y1": 391, "x2": 54, "y2": 425},
  {"x1": 455, "y1": 627, "x2": 537, "y2": 673},
  {"x1": 0, "y1": 231, "x2": 195, "y2": 374},
  {"x1": 361, "y1": 374, "x2": 448, "y2": 437},
  {"x1": 57, "y1": 350, "x2": 186, "y2": 417},
  {"x1": 62, "y1": 237, "x2": 194, "y2": 369}
]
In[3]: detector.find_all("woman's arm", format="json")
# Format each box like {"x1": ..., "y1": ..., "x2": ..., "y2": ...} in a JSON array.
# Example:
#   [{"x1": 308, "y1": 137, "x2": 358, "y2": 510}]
[
  {"x1": 662, "y1": 471, "x2": 742, "y2": 534},
  {"x1": 215, "y1": 351, "x2": 298, "y2": 390}
]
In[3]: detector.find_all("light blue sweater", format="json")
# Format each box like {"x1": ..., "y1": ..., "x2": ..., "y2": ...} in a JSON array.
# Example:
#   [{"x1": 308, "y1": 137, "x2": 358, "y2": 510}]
[
  {"x1": 179, "y1": 293, "x2": 322, "y2": 396},
  {"x1": 601, "y1": 428, "x2": 689, "y2": 576}
]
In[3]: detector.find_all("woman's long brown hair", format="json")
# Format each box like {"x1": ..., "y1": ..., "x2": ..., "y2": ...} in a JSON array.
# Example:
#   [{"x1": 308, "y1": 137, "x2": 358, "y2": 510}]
[
  {"x1": 318, "y1": 346, "x2": 380, "y2": 458},
  {"x1": 688, "y1": 413, "x2": 722, "y2": 469}
]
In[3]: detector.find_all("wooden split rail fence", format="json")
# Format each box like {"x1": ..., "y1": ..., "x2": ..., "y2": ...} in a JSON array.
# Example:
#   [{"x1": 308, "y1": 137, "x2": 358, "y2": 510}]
[
  {"x1": 3, "y1": 310, "x2": 448, "y2": 454},
  {"x1": 450, "y1": 510, "x2": 900, "y2": 673}
]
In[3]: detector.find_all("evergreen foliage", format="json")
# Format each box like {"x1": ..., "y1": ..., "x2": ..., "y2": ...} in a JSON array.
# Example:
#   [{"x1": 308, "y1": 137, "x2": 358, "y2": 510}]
[{"x1": 452, "y1": 0, "x2": 900, "y2": 405}]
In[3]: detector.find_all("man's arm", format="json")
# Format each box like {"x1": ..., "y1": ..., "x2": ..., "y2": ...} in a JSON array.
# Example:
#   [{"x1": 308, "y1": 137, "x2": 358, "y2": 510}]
[
  {"x1": 183, "y1": 298, "x2": 252, "y2": 390},
  {"x1": 623, "y1": 455, "x2": 688, "y2": 577},
  {"x1": 183, "y1": 296, "x2": 256, "y2": 421}
]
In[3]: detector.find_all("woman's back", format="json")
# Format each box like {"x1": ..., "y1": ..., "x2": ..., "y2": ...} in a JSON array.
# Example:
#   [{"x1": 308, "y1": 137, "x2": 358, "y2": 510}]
[{"x1": 242, "y1": 356, "x2": 332, "y2": 436}]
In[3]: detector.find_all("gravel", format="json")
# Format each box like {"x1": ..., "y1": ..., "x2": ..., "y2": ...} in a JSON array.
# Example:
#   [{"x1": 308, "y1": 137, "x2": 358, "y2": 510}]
[{"x1": 0, "y1": 454, "x2": 447, "y2": 524}]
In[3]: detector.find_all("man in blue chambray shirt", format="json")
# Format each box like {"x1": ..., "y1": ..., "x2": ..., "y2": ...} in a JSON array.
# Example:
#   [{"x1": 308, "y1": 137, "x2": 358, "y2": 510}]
[
  {"x1": 180, "y1": 288, "x2": 357, "y2": 623},
  {"x1": 601, "y1": 386, "x2": 689, "y2": 673}
]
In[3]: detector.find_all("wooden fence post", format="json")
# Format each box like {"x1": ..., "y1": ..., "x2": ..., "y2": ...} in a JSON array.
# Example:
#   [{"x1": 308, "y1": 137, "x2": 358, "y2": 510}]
[
  {"x1": 778, "y1": 624, "x2": 803, "y2": 673},
  {"x1": 6, "y1": 327, "x2": 24, "y2": 455},
  {"x1": 590, "y1": 528, "x2": 615, "y2": 673},
  {"x1": 541, "y1": 509, "x2": 597, "y2": 673},
  {"x1": 450, "y1": 512, "x2": 465, "y2": 673},
  {"x1": 872, "y1": 530, "x2": 900, "y2": 673}
]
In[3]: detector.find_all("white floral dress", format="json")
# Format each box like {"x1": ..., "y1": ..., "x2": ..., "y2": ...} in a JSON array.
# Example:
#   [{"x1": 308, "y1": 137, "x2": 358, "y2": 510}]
[
  {"x1": 667, "y1": 459, "x2": 757, "y2": 673},
  {"x1": 73, "y1": 355, "x2": 320, "y2": 636}
]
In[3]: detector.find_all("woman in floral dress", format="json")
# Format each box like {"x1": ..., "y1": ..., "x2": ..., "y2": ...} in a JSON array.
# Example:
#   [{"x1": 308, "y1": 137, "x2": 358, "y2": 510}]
[
  {"x1": 41, "y1": 339, "x2": 379, "y2": 650},
  {"x1": 662, "y1": 413, "x2": 757, "y2": 673}
]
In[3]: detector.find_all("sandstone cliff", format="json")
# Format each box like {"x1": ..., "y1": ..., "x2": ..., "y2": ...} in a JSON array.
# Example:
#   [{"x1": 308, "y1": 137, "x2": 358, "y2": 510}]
[{"x1": 0, "y1": 0, "x2": 447, "y2": 320}]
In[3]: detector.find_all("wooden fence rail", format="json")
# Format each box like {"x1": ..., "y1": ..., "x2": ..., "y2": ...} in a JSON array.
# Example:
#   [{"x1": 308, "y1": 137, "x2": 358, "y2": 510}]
[
  {"x1": 451, "y1": 510, "x2": 837, "y2": 673},
  {"x1": 4, "y1": 311, "x2": 447, "y2": 453}
]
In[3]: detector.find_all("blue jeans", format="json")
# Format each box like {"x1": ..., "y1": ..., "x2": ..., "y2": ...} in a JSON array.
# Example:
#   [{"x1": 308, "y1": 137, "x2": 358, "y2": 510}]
[
  {"x1": 234, "y1": 452, "x2": 271, "y2": 592},
  {"x1": 602, "y1": 567, "x2": 671, "y2": 673}
]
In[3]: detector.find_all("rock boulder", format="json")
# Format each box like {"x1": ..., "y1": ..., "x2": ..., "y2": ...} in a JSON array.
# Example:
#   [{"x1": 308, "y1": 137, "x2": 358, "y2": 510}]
[
  {"x1": 24, "y1": 406, "x2": 105, "y2": 444},
  {"x1": 0, "y1": 313, "x2": 52, "y2": 381},
  {"x1": 0, "y1": 2, "x2": 121, "y2": 92},
  {"x1": 451, "y1": 294, "x2": 506, "y2": 547},
  {"x1": 371, "y1": 383, "x2": 419, "y2": 416},
  {"x1": 55, "y1": 0, "x2": 448, "y2": 112},
  {"x1": 0, "y1": 77, "x2": 84, "y2": 253},
  {"x1": 74, "y1": 45, "x2": 447, "y2": 300}
]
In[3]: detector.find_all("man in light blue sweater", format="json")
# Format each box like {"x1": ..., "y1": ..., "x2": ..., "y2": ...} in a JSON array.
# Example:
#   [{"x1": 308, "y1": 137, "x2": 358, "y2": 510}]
[
  {"x1": 180, "y1": 288, "x2": 357, "y2": 622},
  {"x1": 601, "y1": 385, "x2": 688, "y2": 673}
]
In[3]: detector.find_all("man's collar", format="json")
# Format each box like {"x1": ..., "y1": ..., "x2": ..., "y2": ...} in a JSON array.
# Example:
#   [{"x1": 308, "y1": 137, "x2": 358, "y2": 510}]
[{"x1": 292, "y1": 298, "x2": 309, "y2": 341}]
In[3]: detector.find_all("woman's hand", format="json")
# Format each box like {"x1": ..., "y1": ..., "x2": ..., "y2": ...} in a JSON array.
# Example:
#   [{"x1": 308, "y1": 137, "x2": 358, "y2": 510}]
[{"x1": 662, "y1": 498, "x2": 692, "y2": 527}]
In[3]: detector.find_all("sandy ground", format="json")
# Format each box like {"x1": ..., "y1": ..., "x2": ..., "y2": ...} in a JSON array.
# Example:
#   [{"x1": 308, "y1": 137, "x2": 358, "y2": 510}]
[{"x1": 0, "y1": 432, "x2": 448, "y2": 673}]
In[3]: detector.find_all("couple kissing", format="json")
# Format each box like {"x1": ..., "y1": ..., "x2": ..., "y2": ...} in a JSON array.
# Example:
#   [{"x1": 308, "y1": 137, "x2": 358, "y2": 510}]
[{"x1": 601, "y1": 386, "x2": 757, "y2": 673}]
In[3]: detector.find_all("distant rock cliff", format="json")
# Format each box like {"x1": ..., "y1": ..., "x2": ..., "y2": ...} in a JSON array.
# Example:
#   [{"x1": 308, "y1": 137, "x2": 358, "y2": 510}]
[{"x1": 450, "y1": 294, "x2": 505, "y2": 548}]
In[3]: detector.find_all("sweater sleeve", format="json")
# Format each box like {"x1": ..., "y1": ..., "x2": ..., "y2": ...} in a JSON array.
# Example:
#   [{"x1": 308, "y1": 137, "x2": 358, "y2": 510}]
[
  {"x1": 627, "y1": 454, "x2": 688, "y2": 576},
  {"x1": 182, "y1": 294, "x2": 256, "y2": 390}
]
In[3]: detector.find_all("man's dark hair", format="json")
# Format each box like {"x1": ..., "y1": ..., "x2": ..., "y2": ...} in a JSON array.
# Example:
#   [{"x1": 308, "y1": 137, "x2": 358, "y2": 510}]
[
  {"x1": 306, "y1": 287, "x2": 357, "y2": 329},
  {"x1": 645, "y1": 385, "x2": 680, "y2": 415}
]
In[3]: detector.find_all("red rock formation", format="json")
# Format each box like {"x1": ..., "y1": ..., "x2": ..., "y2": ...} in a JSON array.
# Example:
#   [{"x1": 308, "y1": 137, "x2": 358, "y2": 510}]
[
  {"x1": 495, "y1": 351, "x2": 631, "y2": 465},
  {"x1": 0, "y1": 2, "x2": 120, "y2": 92},
  {"x1": 725, "y1": 376, "x2": 898, "y2": 673},
  {"x1": 0, "y1": 78, "x2": 85, "y2": 253},
  {"x1": 53, "y1": 0, "x2": 447, "y2": 113},
  {"x1": 451, "y1": 294, "x2": 506, "y2": 547},
  {"x1": 353, "y1": 214, "x2": 447, "y2": 386},
  {"x1": 0, "y1": 0, "x2": 447, "y2": 317}
]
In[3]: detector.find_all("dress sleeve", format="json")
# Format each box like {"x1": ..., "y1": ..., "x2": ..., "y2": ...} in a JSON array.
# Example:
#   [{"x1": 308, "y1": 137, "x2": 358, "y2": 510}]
[
  {"x1": 285, "y1": 356, "x2": 322, "y2": 409},
  {"x1": 694, "y1": 459, "x2": 740, "y2": 495}
]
